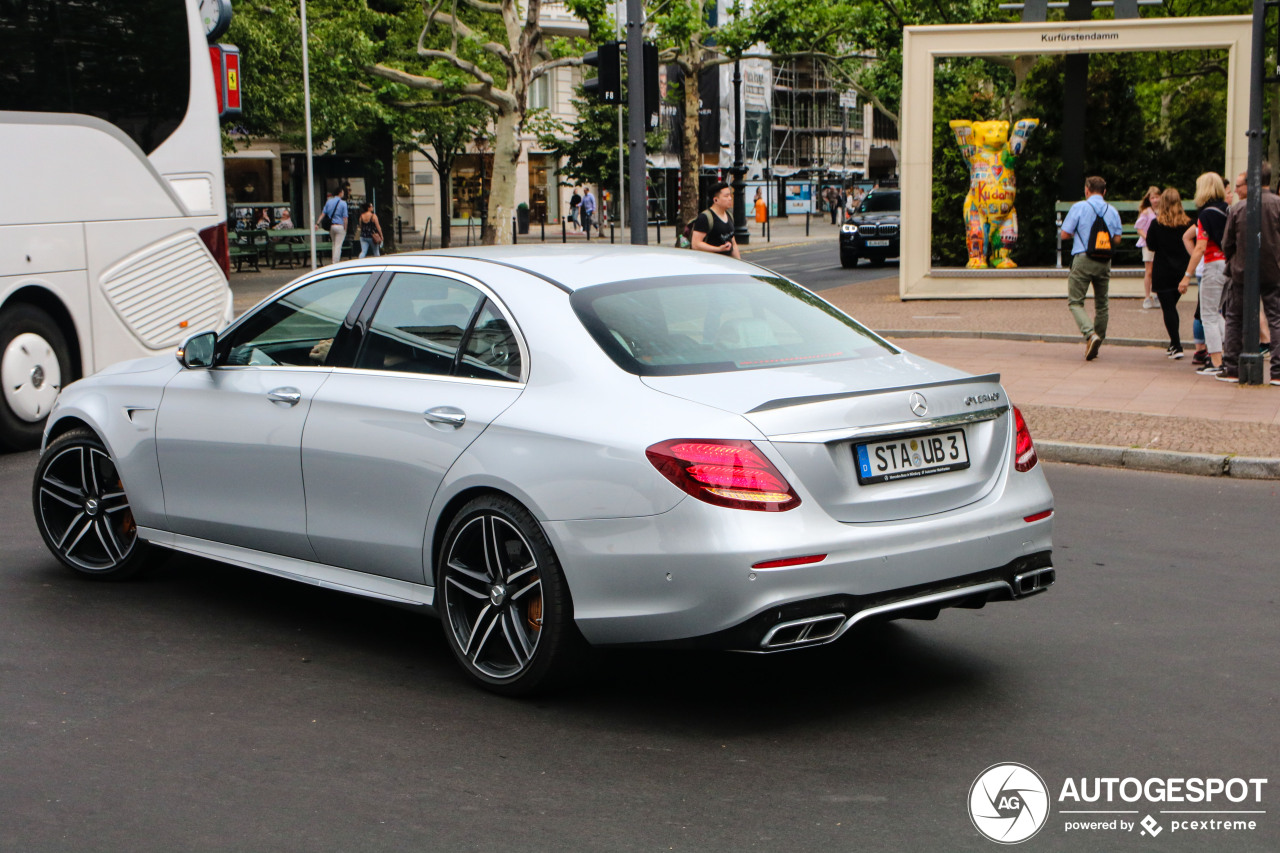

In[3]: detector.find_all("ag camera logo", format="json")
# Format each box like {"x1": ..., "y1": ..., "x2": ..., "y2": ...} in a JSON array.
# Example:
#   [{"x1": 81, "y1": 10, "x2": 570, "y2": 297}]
[{"x1": 969, "y1": 763, "x2": 1051, "y2": 844}]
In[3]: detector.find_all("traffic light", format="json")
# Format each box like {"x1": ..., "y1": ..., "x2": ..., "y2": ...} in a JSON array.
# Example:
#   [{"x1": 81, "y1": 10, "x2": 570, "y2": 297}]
[
  {"x1": 643, "y1": 42, "x2": 659, "y2": 129},
  {"x1": 582, "y1": 41, "x2": 621, "y2": 104}
]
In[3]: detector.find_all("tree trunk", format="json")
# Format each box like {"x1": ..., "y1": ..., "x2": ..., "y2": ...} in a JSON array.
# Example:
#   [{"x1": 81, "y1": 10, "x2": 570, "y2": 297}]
[
  {"x1": 484, "y1": 109, "x2": 521, "y2": 245},
  {"x1": 680, "y1": 64, "x2": 702, "y2": 228},
  {"x1": 438, "y1": 164, "x2": 452, "y2": 249}
]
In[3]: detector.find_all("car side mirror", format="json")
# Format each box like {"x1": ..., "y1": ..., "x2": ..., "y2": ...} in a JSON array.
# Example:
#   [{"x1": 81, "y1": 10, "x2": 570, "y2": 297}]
[{"x1": 176, "y1": 331, "x2": 218, "y2": 369}]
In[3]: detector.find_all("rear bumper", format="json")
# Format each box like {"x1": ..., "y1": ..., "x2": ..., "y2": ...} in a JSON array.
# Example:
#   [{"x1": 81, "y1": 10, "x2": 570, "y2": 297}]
[{"x1": 544, "y1": 463, "x2": 1054, "y2": 646}]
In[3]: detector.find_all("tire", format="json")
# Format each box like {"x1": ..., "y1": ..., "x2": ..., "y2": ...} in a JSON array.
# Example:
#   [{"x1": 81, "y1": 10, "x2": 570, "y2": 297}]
[
  {"x1": 31, "y1": 428, "x2": 154, "y2": 580},
  {"x1": 436, "y1": 494, "x2": 589, "y2": 696},
  {"x1": 869, "y1": 255, "x2": 888, "y2": 267},
  {"x1": 0, "y1": 304, "x2": 73, "y2": 450},
  {"x1": 840, "y1": 250, "x2": 859, "y2": 269}
]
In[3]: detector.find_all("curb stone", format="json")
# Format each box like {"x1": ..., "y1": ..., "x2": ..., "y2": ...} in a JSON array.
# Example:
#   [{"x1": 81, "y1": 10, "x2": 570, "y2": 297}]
[
  {"x1": 1038, "y1": 441, "x2": 1280, "y2": 480},
  {"x1": 881, "y1": 329, "x2": 1165, "y2": 348}
]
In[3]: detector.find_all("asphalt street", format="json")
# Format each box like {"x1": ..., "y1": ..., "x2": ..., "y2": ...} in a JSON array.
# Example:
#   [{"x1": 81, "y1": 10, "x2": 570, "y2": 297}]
[
  {"x1": 745, "y1": 240, "x2": 894, "y2": 290},
  {"x1": 2, "y1": 443, "x2": 1276, "y2": 852}
]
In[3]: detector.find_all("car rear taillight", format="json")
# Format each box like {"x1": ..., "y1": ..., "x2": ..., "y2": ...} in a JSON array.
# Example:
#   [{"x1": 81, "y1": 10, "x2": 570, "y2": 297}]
[
  {"x1": 646, "y1": 439, "x2": 801, "y2": 512},
  {"x1": 199, "y1": 222, "x2": 230, "y2": 280},
  {"x1": 1013, "y1": 406, "x2": 1038, "y2": 472}
]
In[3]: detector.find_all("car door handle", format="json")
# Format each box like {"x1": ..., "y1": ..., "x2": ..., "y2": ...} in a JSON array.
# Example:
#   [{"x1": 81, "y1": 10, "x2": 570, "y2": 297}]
[
  {"x1": 267, "y1": 387, "x2": 302, "y2": 406},
  {"x1": 424, "y1": 406, "x2": 466, "y2": 428}
]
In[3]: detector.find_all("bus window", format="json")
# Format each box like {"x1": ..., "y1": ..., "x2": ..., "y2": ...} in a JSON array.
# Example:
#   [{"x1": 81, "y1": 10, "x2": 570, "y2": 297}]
[{"x1": 0, "y1": 0, "x2": 190, "y2": 154}]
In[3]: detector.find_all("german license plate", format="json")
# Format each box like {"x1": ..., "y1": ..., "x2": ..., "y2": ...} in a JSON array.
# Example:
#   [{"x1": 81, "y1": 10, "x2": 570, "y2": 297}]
[
  {"x1": 855, "y1": 429, "x2": 970, "y2": 484},
  {"x1": 865, "y1": 239, "x2": 891, "y2": 247}
]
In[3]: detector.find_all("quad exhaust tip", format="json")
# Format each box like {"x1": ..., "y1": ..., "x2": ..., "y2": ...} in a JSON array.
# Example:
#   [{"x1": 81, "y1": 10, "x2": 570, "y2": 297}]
[{"x1": 757, "y1": 570, "x2": 1055, "y2": 652}]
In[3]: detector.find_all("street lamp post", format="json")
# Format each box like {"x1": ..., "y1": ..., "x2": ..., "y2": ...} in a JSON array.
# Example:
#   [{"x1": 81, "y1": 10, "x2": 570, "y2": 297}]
[
  {"x1": 301, "y1": 0, "x2": 318, "y2": 269},
  {"x1": 732, "y1": 59, "x2": 749, "y2": 245}
]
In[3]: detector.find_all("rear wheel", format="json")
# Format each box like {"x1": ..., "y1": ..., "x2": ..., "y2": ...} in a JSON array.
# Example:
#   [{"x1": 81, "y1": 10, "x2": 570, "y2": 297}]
[
  {"x1": 436, "y1": 495, "x2": 589, "y2": 696},
  {"x1": 0, "y1": 304, "x2": 71, "y2": 450},
  {"x1": 840, "y1": 249, "x2": 859, "y2": 269},
  {"x1": 32, "y1": 428, "x2": 153, "y2": 580}
]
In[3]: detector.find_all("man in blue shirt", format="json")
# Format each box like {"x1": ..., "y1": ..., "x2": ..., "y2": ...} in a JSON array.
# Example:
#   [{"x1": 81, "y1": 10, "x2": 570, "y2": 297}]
[
  {"x1": 1060, "y1": 176, "x2": 1123, "y2": 360},
  {"x1": 581, "y1": 186, "x2": 596, "y2": 239}
]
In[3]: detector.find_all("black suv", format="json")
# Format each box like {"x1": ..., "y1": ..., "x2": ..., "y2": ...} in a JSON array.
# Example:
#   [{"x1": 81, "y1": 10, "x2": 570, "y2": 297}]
[{"x1": 840, "y1": 190, "x2": 900, "y2": 268}]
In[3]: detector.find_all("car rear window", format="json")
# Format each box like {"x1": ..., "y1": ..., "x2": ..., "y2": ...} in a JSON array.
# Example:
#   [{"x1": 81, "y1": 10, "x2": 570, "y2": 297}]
[{"x1": 571, "y1": 274, "x2": 895, "y2": 376}]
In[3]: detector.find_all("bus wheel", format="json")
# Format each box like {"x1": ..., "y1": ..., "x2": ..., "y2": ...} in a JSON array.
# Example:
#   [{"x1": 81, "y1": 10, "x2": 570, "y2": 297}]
[{"x1": 0, "y1": 305, "x2": 71, "y2": 451}]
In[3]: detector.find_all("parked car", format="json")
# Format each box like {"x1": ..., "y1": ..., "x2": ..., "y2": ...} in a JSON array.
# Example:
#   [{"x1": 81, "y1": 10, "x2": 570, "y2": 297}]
[
  {"x1": 32, "y1": 246, "x2": 1054, "y2": 695},
  {"x1": 841, "y1": 189, "x2": 901, "y2": 268}
]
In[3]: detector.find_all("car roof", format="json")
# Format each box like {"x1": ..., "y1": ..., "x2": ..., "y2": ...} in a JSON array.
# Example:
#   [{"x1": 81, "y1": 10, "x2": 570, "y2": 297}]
[{"x1": 389, "y1": 244, "x2": 762, "y2": 292}]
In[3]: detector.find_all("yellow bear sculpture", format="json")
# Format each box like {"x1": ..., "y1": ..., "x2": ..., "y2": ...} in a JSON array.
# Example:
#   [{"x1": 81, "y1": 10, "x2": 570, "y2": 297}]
[{"x1": 949, "y1": 118, "x2": 1039, "y2": 269}]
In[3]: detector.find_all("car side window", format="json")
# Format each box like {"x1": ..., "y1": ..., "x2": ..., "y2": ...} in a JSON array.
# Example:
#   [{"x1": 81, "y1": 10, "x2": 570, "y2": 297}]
[
  {"x1": 457, "y1": 300, "x2": 523, "y2": 382},
  {"x1": 222, "y1": 273, "x2": 372, "y2": 367},
  {"x1": 355, "y1": 273, "x2": 483, "y2": 376}
]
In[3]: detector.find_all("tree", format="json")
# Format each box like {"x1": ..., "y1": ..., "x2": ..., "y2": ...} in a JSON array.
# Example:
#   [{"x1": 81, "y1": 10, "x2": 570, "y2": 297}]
[
  {"x1": 398, "y1": 102, "x2": 492, "y2": 247},
  {"x1": 368, "y1": 0, "x2": 588, "y2": 244}
]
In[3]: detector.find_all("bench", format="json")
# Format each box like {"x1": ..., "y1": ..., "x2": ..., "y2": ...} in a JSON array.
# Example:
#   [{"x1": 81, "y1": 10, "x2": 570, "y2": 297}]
[
  {"x1": 229, "y1": 244, "x2": 259, "y2": 272},
  {"x1": 1054, "y1": 200, "x2": 1197, "y2": 268}
]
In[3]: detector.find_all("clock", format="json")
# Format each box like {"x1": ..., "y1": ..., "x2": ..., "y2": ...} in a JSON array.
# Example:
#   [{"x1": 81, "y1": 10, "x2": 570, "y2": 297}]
[{"x1": 200, "y1": 0, "x2": 233, "y2": 42}]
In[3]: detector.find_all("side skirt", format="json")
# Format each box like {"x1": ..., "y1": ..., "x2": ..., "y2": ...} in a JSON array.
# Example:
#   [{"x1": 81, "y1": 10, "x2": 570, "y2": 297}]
[{"x1": 138, "y1": 527, "x2": 436, "y2": 611}]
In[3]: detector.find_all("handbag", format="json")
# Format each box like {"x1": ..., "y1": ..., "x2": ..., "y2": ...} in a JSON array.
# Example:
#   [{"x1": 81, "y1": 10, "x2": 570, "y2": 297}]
[{"x1": 319, "y1": 213, "x2": 332, "y2": 230}]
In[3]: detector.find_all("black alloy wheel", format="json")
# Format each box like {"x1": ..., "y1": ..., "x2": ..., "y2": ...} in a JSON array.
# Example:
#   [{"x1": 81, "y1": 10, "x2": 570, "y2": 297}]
[
  {"x1": 32, "y1": 428, "x2": 152, "y2": 579},
  {"x1": 437, "y1": 494, "x2": 587, "y2": 695}
]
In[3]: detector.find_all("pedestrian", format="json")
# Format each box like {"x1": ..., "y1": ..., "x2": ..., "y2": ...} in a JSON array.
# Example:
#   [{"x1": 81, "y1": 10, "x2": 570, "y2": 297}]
[
  {"x1": 1219, "y1": 164, "x2": 1280, "y2": 384},
  {"x1": 845, "y1": 187, "x2": 857, "y2": 218},
  {"x1": 1135, "y1": 186, "x2": 1160, "y2": 309},
  {"x1": 690, "y1": 182, "x2": 741, "y2": 260},
  {"x1": 1059, "y1": 175, "x2": 1123, "y2": 360},
  {"x1": 568, "y1": 187, "x2": 582, "y2": 233},
  {"x1": 1225, "y1": 171, "x2": 1275, "y2": 360},
  {"x1": 581, "y1": 185, "x2": 596, "y2": 239},
  {"x1": 754, "y1": 188, "x2": 767, "y2": 225},
  {"x1": 255, "y1": 208, "x2": 272, "y2": 229},
  {"x1": 827, "y1": 186, "x2": 840, "y2": 225},
  {"x1": 357, "y1": 202, "x2": 383, "y2": 258},
  {"x1": 1180, "y1": 173, "x2": 1229, "y2": 374},
  {"x1": 1144, "y1": 187, "x2": 1193, "y2": 359},
  {"x1": 273, "y1": 209, "x2": 294, "y2": 230},
  {"x1": 317, "y1": 186, "x2": 349, "y2": 265}
]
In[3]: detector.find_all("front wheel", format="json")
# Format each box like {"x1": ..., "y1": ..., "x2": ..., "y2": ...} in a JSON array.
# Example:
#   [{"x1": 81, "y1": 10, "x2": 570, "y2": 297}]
[
  {"x1": 436, "y1": 495, "x2": 589, "y2": 696},
  {"x1": 840, "y1": 250, "x2": 859, "y2": 269},
  {"x1": 0, "y1": 304, "x2": 72, "y2": 450},
  {"x1": 32, "y1": 428, "x2": 153, "y2": 580}
]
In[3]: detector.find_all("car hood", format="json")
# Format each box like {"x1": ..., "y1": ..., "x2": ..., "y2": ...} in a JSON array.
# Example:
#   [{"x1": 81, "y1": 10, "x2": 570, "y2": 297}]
[
  {"x1": 850, "y1": 212, "x2": 900, "y2": 223},
  {"x1": 90, "y1": 354, "x2": 181, "y2": 378}
]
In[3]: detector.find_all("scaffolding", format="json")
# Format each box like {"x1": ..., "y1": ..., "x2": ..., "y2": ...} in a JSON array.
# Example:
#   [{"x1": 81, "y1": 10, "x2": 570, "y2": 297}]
[{"x1": 770, "y1": 59, "x2": 863, "y2": 175}]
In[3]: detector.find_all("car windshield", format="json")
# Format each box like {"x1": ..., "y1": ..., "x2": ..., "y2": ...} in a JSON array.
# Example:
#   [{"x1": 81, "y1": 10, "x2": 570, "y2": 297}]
[
  {"x1": 858, "y1": 193, "x2": 900, "y2": 214},
  {"x1": 571, "y1": 274, "x2": 895, "y2": 376}
]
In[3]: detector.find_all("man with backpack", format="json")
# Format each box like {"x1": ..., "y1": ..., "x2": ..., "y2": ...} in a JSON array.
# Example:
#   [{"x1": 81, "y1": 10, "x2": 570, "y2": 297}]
[
  {"x1": 1060, "y1": 175, "x2": 1123, "y2": 360},
  {"x1": 689, "y1": 183, "x2": 741, "y2": 259}
]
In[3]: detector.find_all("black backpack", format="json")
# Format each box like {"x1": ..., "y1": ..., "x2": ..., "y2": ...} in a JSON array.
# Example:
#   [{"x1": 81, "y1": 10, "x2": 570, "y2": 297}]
[
  {"x1": 677, "y1": 209, "x2": 714, "y2": 248},
  {"x1": 1085, "y1": 203, "x2": 1114, "y2": 260}
]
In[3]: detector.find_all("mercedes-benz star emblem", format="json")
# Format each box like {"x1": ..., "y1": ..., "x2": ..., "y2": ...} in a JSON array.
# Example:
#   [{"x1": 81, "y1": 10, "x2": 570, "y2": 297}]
[{"x1": 909, "y1": 392, "x2": 928, "y2": 417}]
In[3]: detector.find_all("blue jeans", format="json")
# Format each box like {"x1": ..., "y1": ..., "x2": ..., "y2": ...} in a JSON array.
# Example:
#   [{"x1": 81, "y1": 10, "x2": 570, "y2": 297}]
[{"x1": 359, "y1": 238, "x2": 380, "y2": 258}]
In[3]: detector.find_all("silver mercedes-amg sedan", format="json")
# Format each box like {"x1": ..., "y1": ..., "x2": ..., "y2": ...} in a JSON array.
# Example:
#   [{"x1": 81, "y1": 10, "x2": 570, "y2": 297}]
[{"x1": 32, "y1": 246, "x2": 1054, "y2": 694}]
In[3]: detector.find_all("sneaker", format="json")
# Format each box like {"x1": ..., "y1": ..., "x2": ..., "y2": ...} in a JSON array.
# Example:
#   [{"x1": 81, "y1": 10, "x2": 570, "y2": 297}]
[
  {"x1": 1271, "y1": 378, "x2": 1280, "y2": 386},
  {"x1": 1191, "y1": 350, "x2": 1208, "y2": 366},
  {"x1": 1085, "y1": 333, "x2": 1102, "y2": 361},
  {"x1": 1215, "y1": 372, "x2": 1240, "y2": 383},
  {"x1": 1167, "y1": 347, "x2": 1185, "y2": 359},
  {"x1": 1142, "y1": 295, "x2": 1156, "y2": 309},
  {"x1": 1196, "y1": 364, "x2": 1224, "y2": 376}
]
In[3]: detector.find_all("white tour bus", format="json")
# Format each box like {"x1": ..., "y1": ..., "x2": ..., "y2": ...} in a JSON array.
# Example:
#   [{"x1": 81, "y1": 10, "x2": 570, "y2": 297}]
[{"x1": 0, "y1": 0, "x2": 234, "y2": 449}]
